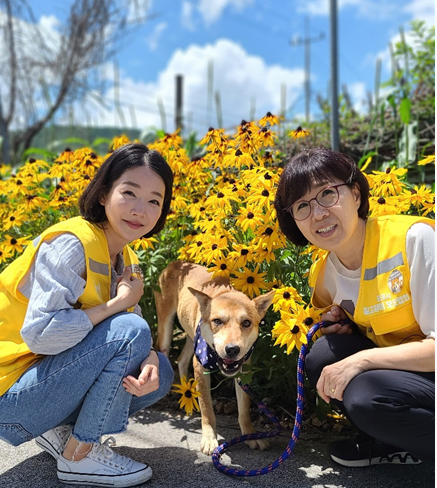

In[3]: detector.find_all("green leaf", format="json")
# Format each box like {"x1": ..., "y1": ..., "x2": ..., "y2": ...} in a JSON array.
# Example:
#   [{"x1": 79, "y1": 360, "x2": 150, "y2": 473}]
[
  {"x1": 399, "y1": 98, "x2": 411, "y2": 125},
  {"x1": 21, "y1": 147, "x2": 58, "y2": 160}
]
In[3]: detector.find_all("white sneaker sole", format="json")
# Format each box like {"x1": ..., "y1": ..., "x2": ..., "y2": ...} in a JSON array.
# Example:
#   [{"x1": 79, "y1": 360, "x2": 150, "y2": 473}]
[
  {"x1": 57, "y1": 465, "x2": 153, "y2": 487},
  {"x1": 331, "y1": 452, "x2": 422, "y2": 467}
]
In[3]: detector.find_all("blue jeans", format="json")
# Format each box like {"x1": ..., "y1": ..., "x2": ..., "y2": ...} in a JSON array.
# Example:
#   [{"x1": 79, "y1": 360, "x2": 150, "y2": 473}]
[{"x1": 0, "y1": 312, "x2": 174, "y2": 446}]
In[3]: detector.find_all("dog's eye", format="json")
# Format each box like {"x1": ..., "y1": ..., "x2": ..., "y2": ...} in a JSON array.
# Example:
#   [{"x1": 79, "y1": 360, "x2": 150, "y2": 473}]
[
  {"x1": 212, "y1": 318, "x2": 222, "y2": 326},
  {"x1": 242, "y1": 320, "x2": 251, "y2": 328}
]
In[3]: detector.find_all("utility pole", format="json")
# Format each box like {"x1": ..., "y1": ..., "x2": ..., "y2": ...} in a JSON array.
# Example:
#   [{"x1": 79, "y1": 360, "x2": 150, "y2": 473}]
[
  {"x1": 330, "y1": 0, "x2": 340, "y2": 150},
  {"x1": 175, "y1": 74, "x2": 183, "y2": 132},
  {"x1": 290, "y1": 17, "x2": 324, "y2": 123}
]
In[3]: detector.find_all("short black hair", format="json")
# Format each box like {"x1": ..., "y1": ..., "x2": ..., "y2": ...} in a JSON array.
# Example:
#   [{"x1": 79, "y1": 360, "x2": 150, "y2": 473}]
[
  {"x1": 79, "y1": 143, "x2": 174, "y2": 238},
  {"x1": 274, "y1": 147, "x2": 369, "y2": 246}
]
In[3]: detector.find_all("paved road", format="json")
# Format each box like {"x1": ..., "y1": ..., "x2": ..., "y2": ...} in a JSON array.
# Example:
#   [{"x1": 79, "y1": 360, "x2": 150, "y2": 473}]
[{"x1": 0, "y1": 407, "x2": 434, "y2": 488}]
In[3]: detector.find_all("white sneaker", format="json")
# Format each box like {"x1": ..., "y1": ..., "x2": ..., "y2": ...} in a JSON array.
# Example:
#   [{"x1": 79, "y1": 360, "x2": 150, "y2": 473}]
[
  {"x1": 57, "y1": 437, "x2": 153, "y2": 487},
  {"x1": 35, "y1": 425, "x2": 72, "y2": 460}
]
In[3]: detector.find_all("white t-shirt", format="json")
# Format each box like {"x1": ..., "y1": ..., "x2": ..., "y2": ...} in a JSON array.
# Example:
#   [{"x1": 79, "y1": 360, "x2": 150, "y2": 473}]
[{"x1": 319, "y1": 223, "x2": 435, "y2": 338}]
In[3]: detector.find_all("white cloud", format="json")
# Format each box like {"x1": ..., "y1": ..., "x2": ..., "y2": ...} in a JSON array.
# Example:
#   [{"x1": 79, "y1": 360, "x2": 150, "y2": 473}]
[
  {"x1": 403, "y1": 0, "x2": 435, "y2": 24},
  {"x1": 83, "y1": 39, "x2": 305, "y2": 135},
  {"x1": 348, "y1": 81, "x2": 368, "y2": 113},
  {"x1": 197, "y1": 0, "x2": 255, "y2": 25},
  {"x1": 181, "y1": 1, "x2": 195, "y2": 30},
  {"x1": 147, "y1": 22, "x2": 167, "y2": 51}
]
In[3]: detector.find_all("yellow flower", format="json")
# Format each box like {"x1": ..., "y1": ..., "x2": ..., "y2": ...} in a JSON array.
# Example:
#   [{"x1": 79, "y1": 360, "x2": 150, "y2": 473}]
[
  {"x1": 272, "y1": 286, "x2": 302, "y2": 313},
  {"x1": 418, "y1": 155, "x2": 435, "y2": 166},
  {"x1": 255, "y1": 127, "x2": 276, "y2": 148},
  {"x1": 271, "y1": 307, "x2": 309, "y2": 354},
  {"x1": 172, "y1": 376, "x2": 201, "y2": 416},
  {"x1": 401, "y1": 185, "x2": 434, "y2": 213},
  {"x1": 0, "y1": 246, "x2": 13, "y2": 265},
  {"x1": 222, "y1": 149, "x2": 254, "y2": 170},
  {"x1": 289, "y1": 126, "x2": 309, "y2": 139},
  {"x1": 111, "y1": 135, "x2": 131, "y2": 150},
  {"x1": 228, "y1": 243, "x2": 255, "y2": 269},
  {"x1": 2, "y1": 234, "x2": 31, "y2": 254},
  {"x1": 2, "y1": 210, "x2": 26, "y2": 231},
  {"x1": 130, "y1": 237, "x2": 157, "y2": 251},
  {"x1": 204, "y1": 187, "x2": 240, "y2": 212},
  {"x1": 231, "y1": 265, "x2": 268, "y2": 298},
  {"x1": 370, "y1": 166, "x2": 407, "y2": 196},
  {"x1": 235, "y1": 204, "x2": 265, "y2": 232},
  {"x1": 209, "y1": 257, "x2": 234, "y2": 278},
  {"x1": 258, "y1": 111, "x2": 280, "y2": 127},
  {"x1": 368, "y1": 195, "x2": 411, "y2": 217},
  {"x1": 234, "y1": 120, "x2": 259, "y2": 153},
  {"x1": 198, "y1": 127, "x2": 228, "y2": 153}
]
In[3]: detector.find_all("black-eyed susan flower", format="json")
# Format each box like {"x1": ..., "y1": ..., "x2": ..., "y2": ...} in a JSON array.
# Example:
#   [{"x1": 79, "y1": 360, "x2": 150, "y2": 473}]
[
  {"x1": 2, "y1": 235, "x2": 31, "y2": 254},
  {"x1": 271, "y1": 306, "x2": 309, "y2": 354},
  {"x1": 198, "y1": 127, "x2": 228, "y2": 153},
  {"x1": 231, "y1": 265, "x2": 268, "y2": 298},
  {"x1": 209, "y1": 257, "x2": 234, "y2": 278},
  {"x1": 401, "y1": 185, "x2": 434, "y2": 213},
  {"x1": 204, "y1": 187, "x2": 240, "y2": 212},
  {"x1": 235, "y1": 204, "x2": 265, "y2": 232},
  {"x1": 272, "y1": 286, "x2": 302, "y2": 313},
  {"x1": 228, "y1": 243, "x2": 255, "y2": 269},
  {"x1": 222, "y1": 148, "x2": 254, "y2": 170},
  {"x1": 0, "y1": 246, "x2": 13, "y2": 265},
  {"x1": 258, "y1": 111, "x2": 280, "y2": 127},
  {"x1": 2, "y1": 211, "x2": 26, "y2": 231},
  {"x1": 172, "y1": 376, "x2": 201, "y2": 416},
  {"x1": 370, "y1": 166, "x2": 407, "y2": 196},
  {"x1": 111, "y1": 135, "x2": 131, "y2": 150},
  {"x1": 255, "y1": 127, "x2": 276, "y2": 148},
  {"x1": 289, "y1": 126, "x2": 309, "y2": 139},
  {"x1": 368, "y1": 195, "x2": 411, "y2": 218},
  {"x1": 130, "y1": 237, "x2": 157, "y2": 251}
]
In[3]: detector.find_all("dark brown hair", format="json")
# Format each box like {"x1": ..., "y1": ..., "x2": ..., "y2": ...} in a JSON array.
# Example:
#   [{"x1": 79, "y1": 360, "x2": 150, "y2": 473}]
[
  {"x1": 79, "y1": 143, "x2": 174, "y2": 238},
  {"x1": 274, "y1": 147, "x2": 369, "y2": 246}
]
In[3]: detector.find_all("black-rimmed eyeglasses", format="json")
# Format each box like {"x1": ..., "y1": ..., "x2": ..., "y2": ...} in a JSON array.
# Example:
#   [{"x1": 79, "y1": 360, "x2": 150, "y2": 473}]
[{"x1": 289, "y1": 183, "x2": 350, "y2": 221}]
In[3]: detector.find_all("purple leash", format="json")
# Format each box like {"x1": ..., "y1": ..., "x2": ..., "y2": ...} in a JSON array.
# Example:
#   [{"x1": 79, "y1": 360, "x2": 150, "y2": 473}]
[{"x1": 211, "y1": 319, "x2": 352, "y2": 476}]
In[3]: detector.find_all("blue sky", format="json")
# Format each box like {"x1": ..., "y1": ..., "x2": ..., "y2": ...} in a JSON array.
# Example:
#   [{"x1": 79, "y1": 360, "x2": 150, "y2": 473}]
[{"x1": 14, "y1": 1, "x2": 437, "y2": 136}]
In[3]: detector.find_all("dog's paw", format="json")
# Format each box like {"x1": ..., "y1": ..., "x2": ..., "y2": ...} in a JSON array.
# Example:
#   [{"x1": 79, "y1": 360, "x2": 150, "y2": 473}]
[
  {"x1": 200, "y1": 436, "x2": 219, "y2": 455},
  {"x1": 245, "y1": 438, "x2": 270, "y2": 451}
]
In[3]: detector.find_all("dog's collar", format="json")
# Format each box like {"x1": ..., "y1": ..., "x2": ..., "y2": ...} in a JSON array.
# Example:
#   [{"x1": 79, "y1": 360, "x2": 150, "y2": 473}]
[{"x1": 194, "y1": 319, "x2": 257, "y2": 373}]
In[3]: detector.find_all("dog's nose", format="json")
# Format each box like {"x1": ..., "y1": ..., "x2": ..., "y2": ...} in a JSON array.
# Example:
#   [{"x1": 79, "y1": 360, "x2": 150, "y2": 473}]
[{"x1": 225, "y1": 345, "x2": 240, "y2": 359}]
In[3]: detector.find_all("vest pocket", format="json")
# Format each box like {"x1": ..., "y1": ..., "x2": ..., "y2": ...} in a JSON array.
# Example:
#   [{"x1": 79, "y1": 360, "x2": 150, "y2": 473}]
[{"x1": 0, "y1": 423, "x2": 33, "y2": 446}]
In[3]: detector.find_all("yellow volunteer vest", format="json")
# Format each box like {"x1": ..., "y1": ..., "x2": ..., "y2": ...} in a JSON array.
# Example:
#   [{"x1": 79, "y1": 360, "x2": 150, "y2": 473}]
[
  {"x1": 0, "y1": 216, "x2": 139, "y2": 395},
  {"x1": 310, "y1": 215, "x2": 434, "y2": 347}
]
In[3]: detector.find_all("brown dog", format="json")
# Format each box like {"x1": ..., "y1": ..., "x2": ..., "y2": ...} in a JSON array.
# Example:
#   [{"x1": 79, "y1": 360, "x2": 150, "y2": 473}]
[{"x1": 155, "y1": 260, "x2": 274, "y2": 455}]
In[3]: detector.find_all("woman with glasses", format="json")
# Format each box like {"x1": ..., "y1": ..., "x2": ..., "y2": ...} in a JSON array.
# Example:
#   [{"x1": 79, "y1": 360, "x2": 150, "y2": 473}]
[{"x1": 274, "y1": 147, "x2": 434, "y2": 468}]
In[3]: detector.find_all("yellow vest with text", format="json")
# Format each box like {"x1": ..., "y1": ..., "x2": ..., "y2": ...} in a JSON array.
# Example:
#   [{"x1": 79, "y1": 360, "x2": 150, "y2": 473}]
[
  {"x1": 309, "y1": 215, "x2": 434, "y2": 347},
  {"x1": 0, "y1": 216, "x2": 139, "y2": 395}
]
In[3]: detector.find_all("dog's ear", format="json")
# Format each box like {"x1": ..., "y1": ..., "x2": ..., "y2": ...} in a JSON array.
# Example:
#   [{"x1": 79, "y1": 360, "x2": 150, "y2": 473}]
[
  {"x1": 187, "y1": 286, "x2": 212, "y2": 312},
  {"x1": 252, "y1": 290, "x2": 275, "y2": 318}
]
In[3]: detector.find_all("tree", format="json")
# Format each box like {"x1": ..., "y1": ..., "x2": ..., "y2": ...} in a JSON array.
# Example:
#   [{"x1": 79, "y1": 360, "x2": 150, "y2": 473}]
[{"x1": 0, "y1": 0, "x2": 149, "y2": 164}]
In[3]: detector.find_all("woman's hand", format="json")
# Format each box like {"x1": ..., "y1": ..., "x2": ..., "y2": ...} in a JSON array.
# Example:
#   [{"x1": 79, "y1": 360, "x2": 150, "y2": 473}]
[
  {"x1": 320, "y1": 305, "x2": 353, "y2": 335},
  {"x1": 116, "y1": 267, "x2": 144, "y2": 310},
  {"x1": 123, "y1": 350, "x2": 160, "y2": 397},
  {"x1": 316, "y1": 356, "x2": 364, "y2": 403}
]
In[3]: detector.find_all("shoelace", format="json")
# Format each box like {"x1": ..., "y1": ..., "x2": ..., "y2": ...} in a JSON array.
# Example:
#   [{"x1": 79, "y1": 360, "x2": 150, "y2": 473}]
[{"x1": 92, "y1": 437, "x2": 130, "y2": 469}]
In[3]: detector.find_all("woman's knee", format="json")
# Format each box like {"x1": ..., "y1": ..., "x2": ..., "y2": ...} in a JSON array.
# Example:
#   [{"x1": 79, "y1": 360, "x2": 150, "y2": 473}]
[{"x1": 106, "y1": 312, "x2": 152, "y2": 351}]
